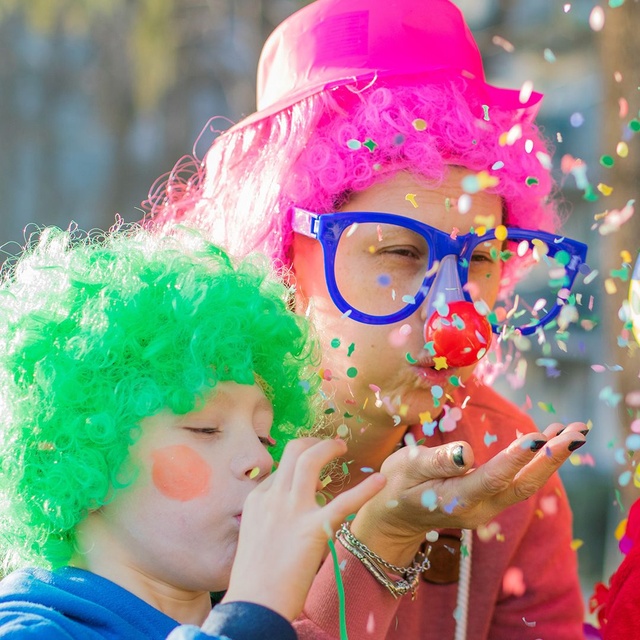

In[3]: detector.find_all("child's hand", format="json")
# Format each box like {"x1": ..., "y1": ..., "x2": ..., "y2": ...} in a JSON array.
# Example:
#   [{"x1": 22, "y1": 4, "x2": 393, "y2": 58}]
[{"x1": 223, "y1": 437, "x2": 385, "y2": 621}]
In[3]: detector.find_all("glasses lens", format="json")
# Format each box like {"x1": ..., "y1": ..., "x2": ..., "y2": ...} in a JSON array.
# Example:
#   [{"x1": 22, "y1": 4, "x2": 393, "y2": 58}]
[
  {"x1": 489, "y1": 237, "x2": 576, "y2": 331},
  {"x1": 333, "y1": 222, "x2": 430, "y2": 316}
]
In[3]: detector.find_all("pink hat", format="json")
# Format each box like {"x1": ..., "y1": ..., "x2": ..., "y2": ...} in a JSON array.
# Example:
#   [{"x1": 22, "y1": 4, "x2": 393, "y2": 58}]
[{"x1": 234, "y1": 0, "x2": 542, "y2": 129}]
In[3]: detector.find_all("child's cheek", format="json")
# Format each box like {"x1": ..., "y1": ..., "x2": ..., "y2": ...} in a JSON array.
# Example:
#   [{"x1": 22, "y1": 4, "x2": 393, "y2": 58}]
[{"x1": 151, "y1": 445, "x2": 212, "y2": 501}]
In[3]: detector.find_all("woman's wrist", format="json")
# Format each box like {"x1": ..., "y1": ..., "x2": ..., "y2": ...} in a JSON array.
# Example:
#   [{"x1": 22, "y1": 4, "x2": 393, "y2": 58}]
[
  {"x1": 336, "y1": 521, "x2": 430, "y2": 599},
  {"x1": 348, "y1": 513, "x2": 425, "y2": 568}
]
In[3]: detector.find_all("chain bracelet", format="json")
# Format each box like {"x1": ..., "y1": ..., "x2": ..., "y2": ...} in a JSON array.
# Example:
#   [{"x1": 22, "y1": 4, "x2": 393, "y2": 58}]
[
  {"x1": 337, "y1": 521, "x2": 431, "y2": 577},
  {"x1": 336, "y1": 521, "x2": 431, "y2": 599},
  {"x1": 337, "y1": 532, "x2": 418, "y2": 598}
]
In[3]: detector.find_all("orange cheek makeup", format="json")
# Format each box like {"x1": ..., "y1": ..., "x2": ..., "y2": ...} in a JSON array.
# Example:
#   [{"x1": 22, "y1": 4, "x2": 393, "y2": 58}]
[{"x1": 151, "y1": 445, "x2": 212, "y2": 501}]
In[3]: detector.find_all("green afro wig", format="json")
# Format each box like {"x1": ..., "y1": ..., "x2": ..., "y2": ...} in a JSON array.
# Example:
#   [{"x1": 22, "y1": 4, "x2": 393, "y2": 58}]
[{"x1": 0, "y1": 224, "x2": 319, "y2": 571}]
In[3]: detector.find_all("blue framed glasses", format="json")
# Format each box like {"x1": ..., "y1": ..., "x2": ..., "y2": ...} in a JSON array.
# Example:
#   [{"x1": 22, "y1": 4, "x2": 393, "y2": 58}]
[{"x1": 291, "y1": 207, "x2": 588, "y2": 336}]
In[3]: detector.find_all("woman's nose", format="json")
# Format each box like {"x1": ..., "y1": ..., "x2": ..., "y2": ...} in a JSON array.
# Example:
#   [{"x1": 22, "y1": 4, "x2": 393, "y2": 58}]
[
  {"x1": 420, "y1": 254, "x2": 465, "y2": 321},
  {"x1": 420, "y1": 255, "x2": 492, "y2": 367}
]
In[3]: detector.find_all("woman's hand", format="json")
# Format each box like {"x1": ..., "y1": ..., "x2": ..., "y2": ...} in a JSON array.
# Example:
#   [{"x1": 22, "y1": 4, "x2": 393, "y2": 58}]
[
  {"x1": 223, "y1": 437, "x2": 386, "y2": 621},
  {"x1": 348, "y1": 421, "x2": 588, "y2": 567}
]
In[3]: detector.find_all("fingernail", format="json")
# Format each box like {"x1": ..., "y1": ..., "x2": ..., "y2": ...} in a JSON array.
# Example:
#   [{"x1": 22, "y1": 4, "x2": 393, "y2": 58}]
[
  {"x1": 556, "y1": 427, "x2": 566, "y2": 436},
  {"x1": 568, "y1": 440, "x2": 586, "y2": 452},
  {"x1": 530, "y1": 439, "x2": 547, "y2": 452},
  {"x1": 452, "y1": 445, "x2": 465, "y2": 467},
  {"x1": 580, "y1": 429, "x2": 589, "y2": 436}
]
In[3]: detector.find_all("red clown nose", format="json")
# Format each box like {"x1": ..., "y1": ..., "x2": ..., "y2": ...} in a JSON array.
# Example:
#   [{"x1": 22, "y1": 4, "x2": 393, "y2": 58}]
[{"x1": 424, "y1": 300, "x2": 492, "y2": 368}]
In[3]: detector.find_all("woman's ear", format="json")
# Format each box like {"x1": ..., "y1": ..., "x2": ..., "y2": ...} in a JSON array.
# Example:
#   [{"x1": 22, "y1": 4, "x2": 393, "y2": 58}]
[
  {"x1": 283, "y1": 266, "x2": 311, "y2": 315},
  {"x1": 288, "y1": 233, "x2": 322, "y2": 315}
]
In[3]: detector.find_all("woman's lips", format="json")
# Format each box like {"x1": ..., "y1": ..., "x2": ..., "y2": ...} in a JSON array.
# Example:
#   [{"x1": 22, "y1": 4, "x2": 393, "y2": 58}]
[{"x1": 412, "y1": 363, "x2": 454, "y2": 384}]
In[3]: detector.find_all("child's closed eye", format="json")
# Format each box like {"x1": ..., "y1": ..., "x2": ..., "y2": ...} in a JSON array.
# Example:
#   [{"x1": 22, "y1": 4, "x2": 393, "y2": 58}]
[{"x1": 184, "y1": 427, "x2": 222, "y2": 437}]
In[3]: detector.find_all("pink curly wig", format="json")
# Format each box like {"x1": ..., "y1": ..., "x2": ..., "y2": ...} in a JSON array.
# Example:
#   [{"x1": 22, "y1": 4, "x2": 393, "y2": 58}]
[{"x1": 146, "y1": 77, "x2": 562, "y2": 276}]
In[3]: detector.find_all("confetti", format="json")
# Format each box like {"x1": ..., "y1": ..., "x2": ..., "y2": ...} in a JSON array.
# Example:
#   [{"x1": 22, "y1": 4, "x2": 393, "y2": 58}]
[
  {"x1": 543, "y1": 48, "x2": 556, "y2": 63},
  {"x1": 598, "y1": 200, "x2": 635, "y2": 235},
  {"x1": 519, "y1": 81, "x2": 534, "y2": 104},
  {"x1": 419, "y1": 410, "x2": 433, "y2": 424},
  {"x1": 604, "y1": 278, "x2": 617, "y2": 294},
  {"x1": 363, "y1": 138, "x2": 377, "y2": 152},
  {"x1": 503, "y1": 567, "x2": 526, "y2": 597},
  {"x1": 421, "y1": 489, "x2": 438, "y2": 510},
  {"x1": 434, "y1": 356, "x2": 448, "y2": 370},
  {"x1": 457, "y1": 194, "x2": 472, "y2": 213},
  {"x1": 540, "y1": 495, "x2": 558, "y2": 515},
  {"x1": 616, "y1": 142, "x2": 629, "y2": 157},
  {"x1": 535, "y1": 153, "x2": 552, "y2": 172},
  {"x1": 626, "y1": 391, "x2": 640, "y2": 407},
  {"x1": 405, "y1": 193, "x2": 418, "y2": 208},
  {"x1": 537, "y1": 401, "x2": 556, "y2": 414},
  {"x1": 597, "y1": 183, "x2": 613, "y2": 196},
  {"x1": 346, "y1": 367, "x2": 358, "y2": 378},
  {"x1": 599, "y1": 386, "x2": 622, "y2": 407},
  {"x1": 484, "y1": 431, "x2": 498, "y2": 447},
  {"x1": 589, "y1": 6, "x2": 605, "y2": 31},
  {"x1": 347, "y1": 139, "x2": 361, "y2": 150},
  {"x1": 624, "y1": 434, "x2": 640, "y2": 450},
  {"x1": 336, "y1": 424, "x2": 349, "y2": 438},
  {"x1": 619, "y1": 470, "x2": 632, "y2": 487},
  {"x1": 618, "y1": 98, "x2": 629, "y2": 118},
  {"x1": 412, "y1": 118, "x2": 428, "y2": 131},
  {"x1": 477, "y1": 522, "x2": 501, "y2": 542},
  {"x1": 492, "y1": 35, "x2": 514, "y2": 52},
  {"x1": 439, "y1": 406, "x2": 462, "y2": 432},
  {"x1": 570, "y1": 113, "x2": 584, "y2": 127}
]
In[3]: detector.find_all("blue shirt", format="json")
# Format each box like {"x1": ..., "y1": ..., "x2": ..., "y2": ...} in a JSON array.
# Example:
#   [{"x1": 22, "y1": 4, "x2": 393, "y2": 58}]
[{"x1": 0, "y1": 568, "x2": 295, "y2": 640}]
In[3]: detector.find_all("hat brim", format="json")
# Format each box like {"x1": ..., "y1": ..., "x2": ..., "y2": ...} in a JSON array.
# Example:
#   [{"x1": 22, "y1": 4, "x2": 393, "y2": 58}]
[{"x1": 226, "y1": 69, "x2": 543, "y2": 134}]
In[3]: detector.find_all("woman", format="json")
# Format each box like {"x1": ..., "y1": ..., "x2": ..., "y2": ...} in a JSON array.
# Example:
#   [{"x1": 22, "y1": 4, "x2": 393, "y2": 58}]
[{"x1": 149, "y1": 1, "x2": 590, "y2": 637}]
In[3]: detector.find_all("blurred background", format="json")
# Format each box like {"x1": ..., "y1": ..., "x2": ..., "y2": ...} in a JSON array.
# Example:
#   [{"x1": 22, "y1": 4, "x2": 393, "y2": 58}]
[{"x1": 0, "y1": 0, "x2": 638, "y2": 617}]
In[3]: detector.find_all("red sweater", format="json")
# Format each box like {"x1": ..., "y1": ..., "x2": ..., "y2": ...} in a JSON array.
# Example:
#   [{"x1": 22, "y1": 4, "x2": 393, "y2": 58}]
[
  {"x1": 296, "y1": 378, "x2": 584, "y2": 639},
  {"x1": 599, "y1": 499, "x2": 640, "y2": 639}
]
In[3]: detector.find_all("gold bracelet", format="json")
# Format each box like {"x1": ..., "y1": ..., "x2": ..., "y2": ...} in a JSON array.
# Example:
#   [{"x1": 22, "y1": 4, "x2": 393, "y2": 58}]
[{"x1": 336, "y1": 521, "x2": 431, "y2": 599}]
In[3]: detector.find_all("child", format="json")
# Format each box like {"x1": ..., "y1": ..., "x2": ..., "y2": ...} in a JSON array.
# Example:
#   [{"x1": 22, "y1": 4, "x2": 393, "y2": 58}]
[{"x1": 0, "y1": 224, "x2": 385, "y2": 639}]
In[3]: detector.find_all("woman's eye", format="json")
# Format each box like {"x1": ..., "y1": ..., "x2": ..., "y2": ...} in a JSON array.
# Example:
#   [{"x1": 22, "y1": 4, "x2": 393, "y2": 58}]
[
  {"x1": 471, "y1": 254, "x2": 492, "y2": 263},
  {"x1": 377, "y1": 246, "x2": 423, "y2": 260},
  {"x1": 258, "y1": 436, "x2": 274, "y2": 447},
  {"x1": 471, "y1": 251, "x2": 498, "y2": 264}
]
